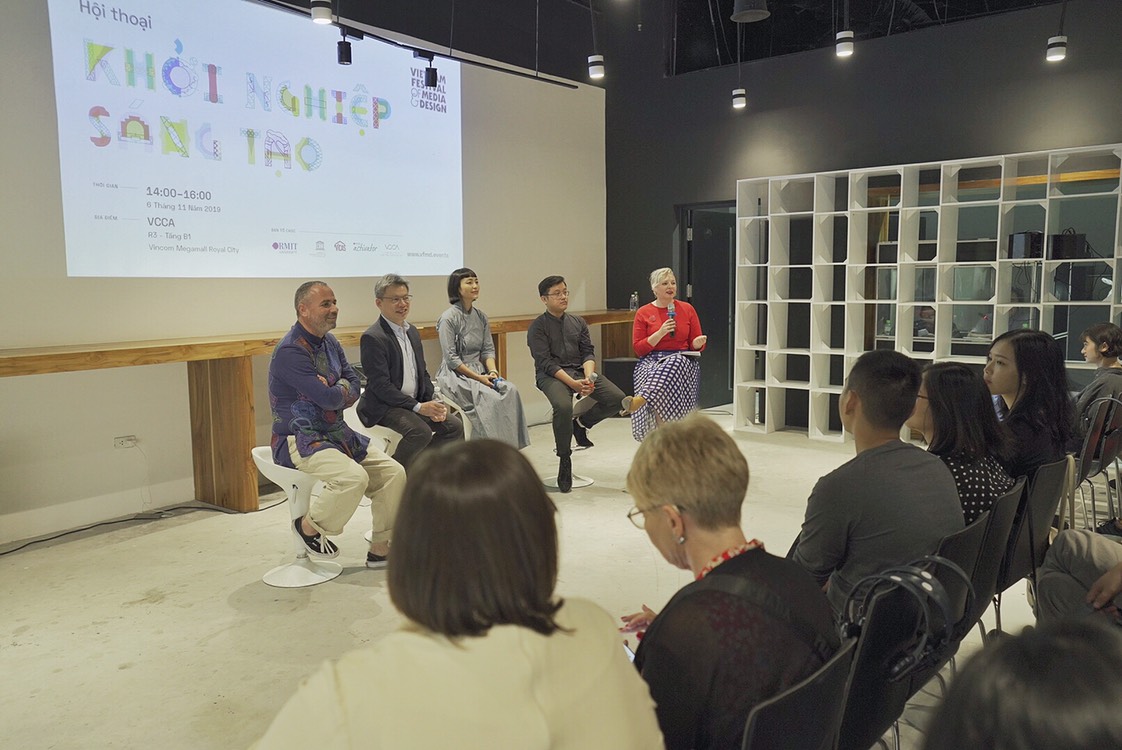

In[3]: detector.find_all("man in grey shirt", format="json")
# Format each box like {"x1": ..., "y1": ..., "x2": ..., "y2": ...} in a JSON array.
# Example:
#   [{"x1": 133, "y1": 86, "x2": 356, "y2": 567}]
[
  {"x1": 790, "y1": 350, "x2": 963, "y2": 612},
  {"x1": 528, "y1": 275, "x2": 630, "y2": 492}
]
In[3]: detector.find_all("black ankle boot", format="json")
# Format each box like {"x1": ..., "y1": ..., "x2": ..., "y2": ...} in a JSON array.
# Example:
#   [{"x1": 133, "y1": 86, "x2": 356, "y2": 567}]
[
  {"x1": 572, "y1": 418, "x2": 594, "y2": 449},
  {"x1": 557, "y1": 455, "x2": 573, "y2": 493}
]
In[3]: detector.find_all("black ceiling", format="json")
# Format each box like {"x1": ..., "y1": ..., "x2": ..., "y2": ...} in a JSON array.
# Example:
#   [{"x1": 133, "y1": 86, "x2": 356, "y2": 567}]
[
  {"x1": 671, "y1": 0, "x2": 1066, "y2": 74},
  {"x1": 275, "y1": 0, "x2": 1065, "y2": 81}
]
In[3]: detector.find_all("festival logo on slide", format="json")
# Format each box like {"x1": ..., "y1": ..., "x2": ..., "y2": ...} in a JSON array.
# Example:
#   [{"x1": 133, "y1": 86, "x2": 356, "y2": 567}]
[{"x1": 47, "y1": 0, "x2": 464, "y2": 278}]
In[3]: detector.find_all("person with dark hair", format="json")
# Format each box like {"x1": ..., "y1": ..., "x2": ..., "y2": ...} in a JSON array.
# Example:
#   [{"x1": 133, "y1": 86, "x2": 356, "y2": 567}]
[
  {"x1": 268, "y1": 281, "x2": 406, "y2": 568},
  {"x1": 922, "y1": 619, "x2": 1122, "y2": 750},
  {"x1": 790, "y1": 350, "x2": 963, "y2": 611},
  {"x1": 629, "y1": 267, "x2": 707, "y2": 441},
  {"x1": 619, "y1": 415, "x2": 837, "y2": 750},
  {"x1": 1075, "y1": 323, "x2": 1122, "y2": 535},
  {"x1": 984, "y1": 329, "x2": 1074, "y2": 479},
  {"x1": 906, "y1": 362, "x2": 1014, "y2": 524},
  {"x1": 357, "y1": 274, "x2": 463, "y2": 470},
  {"x1": 253, "y1": 440, "x2": 663, "y2": 749},
  {"x1": 527, "y1": 275, "x2": 632, "y2": 492},
  {"x1": 435, "y1": 267, "x2": 530, "y2": 448}
]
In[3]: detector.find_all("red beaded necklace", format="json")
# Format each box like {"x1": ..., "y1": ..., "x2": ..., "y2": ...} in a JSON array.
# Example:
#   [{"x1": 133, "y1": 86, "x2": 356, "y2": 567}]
[{"x1": 696, "y1": 539, "x2": 764, "y2": 580}]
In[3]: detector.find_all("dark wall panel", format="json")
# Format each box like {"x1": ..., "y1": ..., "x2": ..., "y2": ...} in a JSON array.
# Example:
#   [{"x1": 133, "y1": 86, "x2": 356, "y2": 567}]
[{"x1": 604, "y1": 0, "x2": 1122, "y2": 304}]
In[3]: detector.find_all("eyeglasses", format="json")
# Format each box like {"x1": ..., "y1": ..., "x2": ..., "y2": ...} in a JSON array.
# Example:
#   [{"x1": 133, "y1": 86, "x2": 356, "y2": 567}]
[
  {"x1": 626, "y1": 504, "x2": 684, "y2": 529},
  {"x1": 547, "y1": 291, "x2": 570, "y2": 298},
  {"x1": 916, "y1": 394, "x2": 928, "y2": 400},
  {"x1": 380, "y1": 295, "x2": 413, "y2": 304}
]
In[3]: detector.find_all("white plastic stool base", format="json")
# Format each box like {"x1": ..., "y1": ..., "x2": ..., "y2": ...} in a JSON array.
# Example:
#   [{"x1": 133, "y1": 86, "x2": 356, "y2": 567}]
[
  {"x1": 263, "y1": 556, "x2": 343, "y2": 588},
  {"x1": 543, "y1": 474, "x2": 594, "y2": 491}
]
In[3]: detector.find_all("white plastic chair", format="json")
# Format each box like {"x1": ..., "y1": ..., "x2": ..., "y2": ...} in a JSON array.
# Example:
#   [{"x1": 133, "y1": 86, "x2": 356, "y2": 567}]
[{"x1": 251, "y1": 446, "x2": 342, "y2": 588}]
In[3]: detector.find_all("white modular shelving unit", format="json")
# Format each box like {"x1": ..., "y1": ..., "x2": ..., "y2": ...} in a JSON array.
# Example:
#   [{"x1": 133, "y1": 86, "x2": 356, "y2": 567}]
[{"x1": 734, "y1": 145, "x2": 1122, "y2": 441}]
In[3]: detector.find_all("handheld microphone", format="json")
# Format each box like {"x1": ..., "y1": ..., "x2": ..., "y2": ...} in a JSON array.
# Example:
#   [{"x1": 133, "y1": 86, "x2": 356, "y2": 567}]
[{"x1": 667, "y1": 301, "x2": 676, "y2": 338}]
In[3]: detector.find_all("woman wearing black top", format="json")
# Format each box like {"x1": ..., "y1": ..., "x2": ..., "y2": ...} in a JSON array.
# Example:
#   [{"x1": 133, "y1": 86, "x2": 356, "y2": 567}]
[
  {"x1": 907, "y1": 362, "x2": 1015, "y2": 524},
  {"x1": 984, "y1": 329, "x2": 1074, "y2": 480}
]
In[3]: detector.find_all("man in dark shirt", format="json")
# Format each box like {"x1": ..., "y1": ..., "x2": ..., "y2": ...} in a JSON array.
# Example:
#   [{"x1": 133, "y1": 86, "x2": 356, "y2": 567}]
[
  {"x1": 357, "y1": 273, "x2": 463, "y2": 470},
  {"x1": 790, "y1": 350, "x2": 963, "y2": 611},
  {"x1": 269, "y1": 281, "x2": 406, "y2": 568},
  {"x1": 527, "y1": 275, "x2": 630, "y2": 492}
]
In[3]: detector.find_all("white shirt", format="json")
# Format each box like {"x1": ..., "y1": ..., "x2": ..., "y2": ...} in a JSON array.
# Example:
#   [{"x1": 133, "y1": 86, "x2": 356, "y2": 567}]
[{"x1": 384, "y1": 317, "x2": 419, "y2": 403}]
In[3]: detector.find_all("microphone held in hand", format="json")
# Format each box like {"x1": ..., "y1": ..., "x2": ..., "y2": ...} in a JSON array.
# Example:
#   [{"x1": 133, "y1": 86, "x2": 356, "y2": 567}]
[{"x1": 667, "y1": 301, "x2": 676, "y2": 338}]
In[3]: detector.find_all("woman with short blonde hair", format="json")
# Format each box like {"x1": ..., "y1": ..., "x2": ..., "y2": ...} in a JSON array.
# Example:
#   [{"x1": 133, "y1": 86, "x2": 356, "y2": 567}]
[
  {"x1": 621, "y1": 415, "x2": 837, "y2": 750},
  {"x1": 628, "y1": 267, "x2": 707, "y2": 441}
]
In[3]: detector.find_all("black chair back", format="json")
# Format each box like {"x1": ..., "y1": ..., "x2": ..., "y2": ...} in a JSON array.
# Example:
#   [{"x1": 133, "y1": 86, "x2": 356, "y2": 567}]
[
  {"x1": 1076, "y1": 397, "x2": 1114, "y2": 484},
  {"x1": 998, "y1": 457, "x2": 1070, "y2": 593},
  {"x1": 963, "y1": 477, "x2": 1024, "y2": 629},
  {"x1": 741, "y1": 638, "x2": 857, "y2": 750},
  {"x1": 931, "y1": 512, "x2": 988, "y2": 633},
  {"x1": 837, "y1": 587, "x2": 923, "y2": 750}
]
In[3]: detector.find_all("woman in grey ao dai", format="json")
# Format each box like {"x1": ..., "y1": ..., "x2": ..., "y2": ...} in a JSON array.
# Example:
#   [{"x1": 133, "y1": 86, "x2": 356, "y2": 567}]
[{"x1": 436, "y1": 268, "x2": 530, "y2": 449}]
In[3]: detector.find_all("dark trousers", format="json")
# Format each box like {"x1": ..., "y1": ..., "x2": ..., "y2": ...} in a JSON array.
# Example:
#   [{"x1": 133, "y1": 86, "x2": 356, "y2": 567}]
[
  {"x1": 378, "y1": 406, "x2": 464, "y2": 470},
  {"x1": 537, "y1": 372, "x2": 626, "y2": 457}
]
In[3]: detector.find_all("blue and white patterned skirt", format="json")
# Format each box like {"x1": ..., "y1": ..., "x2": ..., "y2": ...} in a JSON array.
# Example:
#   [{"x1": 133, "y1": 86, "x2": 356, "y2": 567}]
[{"x1": 631, "y1": 351, "x2": 700, "y2": 442}]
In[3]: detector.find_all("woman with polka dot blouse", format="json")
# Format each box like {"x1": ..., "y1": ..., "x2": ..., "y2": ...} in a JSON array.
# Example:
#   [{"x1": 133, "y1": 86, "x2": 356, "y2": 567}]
[{"x1": 906, "y1": 362, "x2": 1015, "y2": 524}]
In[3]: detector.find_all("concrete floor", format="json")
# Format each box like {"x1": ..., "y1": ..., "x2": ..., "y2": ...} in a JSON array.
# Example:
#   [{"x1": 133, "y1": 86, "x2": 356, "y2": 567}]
[{"x1": 0, "y1": 411, "x2": 1035, "y2": 749}]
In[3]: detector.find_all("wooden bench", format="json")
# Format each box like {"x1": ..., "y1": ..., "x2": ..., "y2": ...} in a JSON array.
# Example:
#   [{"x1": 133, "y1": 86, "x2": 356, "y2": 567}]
[{"x1": 0, "y1": 310, "x2": 634, "y2": 511}]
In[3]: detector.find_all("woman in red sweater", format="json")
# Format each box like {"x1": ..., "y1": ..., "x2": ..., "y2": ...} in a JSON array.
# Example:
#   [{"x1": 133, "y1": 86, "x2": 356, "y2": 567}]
[{"x1": 630, "y1": 268, "x2": 707, "y2": 441}]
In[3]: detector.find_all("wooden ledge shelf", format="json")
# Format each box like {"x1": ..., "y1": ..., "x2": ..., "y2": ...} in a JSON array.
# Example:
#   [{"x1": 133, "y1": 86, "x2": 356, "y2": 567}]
[{"x1": 1, "y1": 309, "x2": 635, "y2": 511}]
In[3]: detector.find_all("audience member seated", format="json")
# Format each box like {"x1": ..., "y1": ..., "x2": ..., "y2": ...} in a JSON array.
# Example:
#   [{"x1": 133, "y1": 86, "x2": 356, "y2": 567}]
[
  {"x1": 436, "y1": 267, "x2": 530, "y2": 449},
  {"x1": 984, "y1": 329, "x2": 1073, "y2": 480},
  {"x1": 922, "y1": 619, "x2": 1122, "y2": 750},
  {"x1": 1071, "y1": 323, "x2": 1122, "y2": 535},
  {"x1": 1036, "y1": 528, "x2": 1122, "y2": 625},
  {"x1": 357, "y1": 273, "x2": 464, "y2": 470},
  {"x1": 268, "y1": 281, "x2": 406, "y2": 569},
  {"x1": 1074, "y1": 323, "x2": 1122, "y2": 432},
  {"x1": 527, "y1": 275, "x2": 631, "y2": 492},
  {"x1": 252, "y1": 440, "x2": 663, "y2": 749},
  {"x1": 790, "y1": 350, "x2": 963, "y2": 612},
  {"x1": 906, "y1": 362, "x2": 1014, "y2": 524},
  {"x1": 629, "y1": 267, "x2": 707, "y2": 442},
  {"x1": 619, "y1": 414, "x2": 838, "y2": 750}
]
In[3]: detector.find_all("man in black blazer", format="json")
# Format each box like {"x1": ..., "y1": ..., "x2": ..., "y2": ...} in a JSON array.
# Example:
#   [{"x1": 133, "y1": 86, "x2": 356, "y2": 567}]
[{"x1": 358, "y1": 274, "x2": 464, "y2": 469}]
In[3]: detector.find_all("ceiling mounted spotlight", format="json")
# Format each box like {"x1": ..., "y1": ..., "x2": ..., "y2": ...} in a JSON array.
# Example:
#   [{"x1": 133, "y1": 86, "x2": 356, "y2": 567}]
[
  {"x1": 732, "y1": 88, "x2": 747, "y2": 110},
  {"x1": 588, "y1": 54, "x2": 605, "y2": 80},
  {"x1": 836, "y1": 30, "x2": 854, "y2": 57},
  {"x1": 730, "y1": 0, "x2": 769, "y2": 23},
  {"x1": 338, "y1": 29, "x2": 351, "y2": 65},
  {"x1": 425, "y1": 66, "x2": 439, "y2": 87},
  {"x1": 310, "y1": 0, "x2": 332, "y2": 24},
  {"x1": 1046, "y1": 1, "x2": 1069, "y2": 62},
  {"x1": 1046, "y1": 35, "x2": 1067, "y2": 62},
  {"x1": 587, "y1": 1, "x2": 604, "y2": 81}
]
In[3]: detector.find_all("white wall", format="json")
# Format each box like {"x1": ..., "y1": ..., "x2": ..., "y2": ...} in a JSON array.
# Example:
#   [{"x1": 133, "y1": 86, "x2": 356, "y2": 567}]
[{"x1": 0, "y1": 1, "x2": 606, "y2": 543}]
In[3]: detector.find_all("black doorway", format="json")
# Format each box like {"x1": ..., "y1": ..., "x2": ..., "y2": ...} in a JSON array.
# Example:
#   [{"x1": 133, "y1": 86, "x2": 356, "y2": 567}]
[{"x1": 682, "y1": 203, "x2": 735, "y2": 409}]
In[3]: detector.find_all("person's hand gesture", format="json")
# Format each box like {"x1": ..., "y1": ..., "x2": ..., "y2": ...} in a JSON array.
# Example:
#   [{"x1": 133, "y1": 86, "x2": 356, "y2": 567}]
[
  {"x1": 1087, "y1": 562, "x2": 1122, "y2": 611},
  {"x1": 619, "y1": 605, "x2": 657, "y2": 633},
  {"x1": 691, "y1": 335, "x2": 707, "y2": 350}
]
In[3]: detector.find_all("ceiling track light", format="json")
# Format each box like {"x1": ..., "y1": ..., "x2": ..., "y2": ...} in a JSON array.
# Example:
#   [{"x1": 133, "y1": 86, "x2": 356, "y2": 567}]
[
  {"x1": 337, "y1": 28, "x2": 351, "y2": 65},
  {"x1": 587, "y1": 1, "x2": 604, "y2": 80},
  {"x1": 413, "y1": 50, "x2": 439, "y2": 88},
  {"x1": 588, "y1": 54, "x2": 605, "y2": 80},
  {"x1": 730, "y1": 0, "x2": 770, "y2": 23},
  {"x1": 732, "y1": 88, "x2": 747, "y2": 109},
  {"x1": 310, "y1": 0, "x2": 332, "y2": 25},
  {"x1": 1046, "y1": 35, "x2": 1067, "y2": 62},
  {"x1": 835, "y1": 30, "x2": 854, "y2": 57},
  {"x1": 1046, "y1": 1, "x2": 1069, "y2": 62}
]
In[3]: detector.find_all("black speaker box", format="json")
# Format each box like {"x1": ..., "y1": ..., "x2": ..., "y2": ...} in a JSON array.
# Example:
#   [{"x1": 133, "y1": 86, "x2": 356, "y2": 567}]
[
  {"x1": 1008, "y1": 231, "x2": 1043, "y2": 259},
  {"x1": 1049, "y1": 232, "x2": 1088, "y2": 259}
]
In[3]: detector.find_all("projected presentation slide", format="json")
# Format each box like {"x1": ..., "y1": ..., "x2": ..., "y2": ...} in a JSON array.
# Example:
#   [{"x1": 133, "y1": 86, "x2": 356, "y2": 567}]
[{"x1": 46, "y1": 0, "x2": 463, "y2": 278}]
